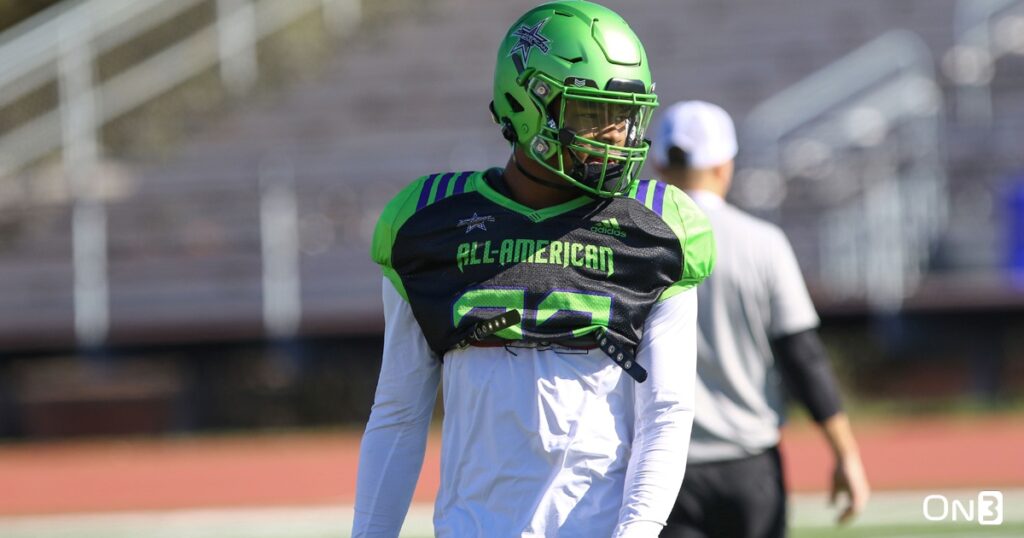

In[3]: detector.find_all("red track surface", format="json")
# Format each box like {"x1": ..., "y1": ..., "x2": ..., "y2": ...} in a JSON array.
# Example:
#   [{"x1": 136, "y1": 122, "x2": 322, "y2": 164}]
[{"x1": 1, "y1": 415, "x2": 1022, "y2": 515}]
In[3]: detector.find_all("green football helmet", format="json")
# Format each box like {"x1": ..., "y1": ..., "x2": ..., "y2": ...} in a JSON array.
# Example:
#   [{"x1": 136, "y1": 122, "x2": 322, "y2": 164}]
[{"x1": 492, "y1": 0, "x2": 659, "y2": 197}]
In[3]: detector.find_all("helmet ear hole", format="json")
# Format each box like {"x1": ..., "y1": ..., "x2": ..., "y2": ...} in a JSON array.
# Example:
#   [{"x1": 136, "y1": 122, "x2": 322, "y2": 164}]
[
  {"x1": 501, "y1": 118, "x2": 518, "y2": 143},
  {"x1": 490, "y1": 100, "x2": 519, "y2": 143}
]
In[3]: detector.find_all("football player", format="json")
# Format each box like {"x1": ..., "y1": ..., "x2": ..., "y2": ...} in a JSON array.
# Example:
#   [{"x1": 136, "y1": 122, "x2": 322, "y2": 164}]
[{"x1": 353, "y1": 2, "x2": 715, "y2": 536}]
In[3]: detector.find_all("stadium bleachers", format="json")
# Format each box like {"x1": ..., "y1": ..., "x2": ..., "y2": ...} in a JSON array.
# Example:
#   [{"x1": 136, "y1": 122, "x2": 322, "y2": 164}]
[{"x1": 1, "y1": 0, "x2": 1022, "y2": 350}]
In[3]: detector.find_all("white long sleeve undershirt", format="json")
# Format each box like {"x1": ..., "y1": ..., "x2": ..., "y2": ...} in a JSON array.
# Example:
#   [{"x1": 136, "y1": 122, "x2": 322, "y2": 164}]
[
  {"x1": 614, "y1": 286, "x2": 697, "y2": 538},
  {"x1": 352, "y1": 279, "x2": 441, "y2": 536},
  {"x1": 353, "y1": 278, "x2": 697, "y2": 538}
]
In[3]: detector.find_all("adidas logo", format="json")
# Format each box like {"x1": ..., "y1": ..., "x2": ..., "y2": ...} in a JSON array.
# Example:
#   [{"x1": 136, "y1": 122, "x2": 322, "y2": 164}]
[{"x1": 591, "y1": 218, "x2": 627, "y2": 238}]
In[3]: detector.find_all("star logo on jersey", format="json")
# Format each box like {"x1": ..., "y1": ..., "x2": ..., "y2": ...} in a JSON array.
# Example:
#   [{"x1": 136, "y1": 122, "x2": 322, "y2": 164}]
[
  {"x1": 508, "y1": 19, "x2": 550, "y2": 63},
  {"x1": 457, "y1": 213, "x2": 496, "y2": 233}
]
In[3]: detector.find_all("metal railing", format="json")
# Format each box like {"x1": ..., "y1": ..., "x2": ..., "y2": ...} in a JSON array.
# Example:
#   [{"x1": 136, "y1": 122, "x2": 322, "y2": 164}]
[
  {"x1": 741, "y1": 30, "x2": 948, "y2": 310},
  {"x1": 0, "y1": 0, "x2": 359, "y2": 178},
  {"x1": 945, "y1": 0, "x2": 1024, "y2": 125},
  {"x1": 0, "y1": 0, "x2": 361, "y2": 347}
]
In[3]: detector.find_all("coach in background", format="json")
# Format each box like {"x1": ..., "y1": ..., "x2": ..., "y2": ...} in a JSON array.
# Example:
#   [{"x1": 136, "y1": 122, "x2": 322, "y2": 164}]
[{"x1": 654, "y1": 101, "x2": 870, "y2": 538}]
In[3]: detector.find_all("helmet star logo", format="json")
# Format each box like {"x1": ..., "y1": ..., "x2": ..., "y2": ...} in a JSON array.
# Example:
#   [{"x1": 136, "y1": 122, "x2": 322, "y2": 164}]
[
  {"x1": 508, "y1": 19, "x2": 550, "y2": 63},
  {"x1": 457, "y1": 213, "x2": 496, "y2": 233}
]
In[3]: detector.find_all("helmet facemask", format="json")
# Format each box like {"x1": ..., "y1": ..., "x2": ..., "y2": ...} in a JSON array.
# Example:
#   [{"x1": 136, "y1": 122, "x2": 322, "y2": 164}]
[{"x1": 522, "y1": 72, "x2": 657, "y2": 197}]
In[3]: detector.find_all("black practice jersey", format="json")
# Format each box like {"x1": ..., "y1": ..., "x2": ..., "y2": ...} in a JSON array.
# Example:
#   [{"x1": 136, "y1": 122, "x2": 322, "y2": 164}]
[{"x1": 371, "y1": 168, "x2": 715, "y2": 358}]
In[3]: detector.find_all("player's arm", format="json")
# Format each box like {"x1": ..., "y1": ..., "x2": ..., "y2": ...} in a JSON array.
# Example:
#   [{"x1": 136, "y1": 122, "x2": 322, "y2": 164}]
[
  {"x1": 354, "y1": 178, "x2": 441, "y2": 537},
  {"x1": 613, "y1": 186, "x2": 713, "y2": 536},
  {"x1": 613, "y1": 288, "x2": 698, "y2": 538},
  {"x1": 352, "y1": 278, "x2": 441, "y2": 538}
]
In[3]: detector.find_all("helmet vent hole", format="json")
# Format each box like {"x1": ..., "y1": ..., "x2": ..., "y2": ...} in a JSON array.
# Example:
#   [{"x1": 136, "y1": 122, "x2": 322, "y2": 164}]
[
  {"x1": 504, "y1": 93, "x2": 525, "y2": 113},
  {"x1": 555, "y1": 55, "x2": 584, "y2": 64}
]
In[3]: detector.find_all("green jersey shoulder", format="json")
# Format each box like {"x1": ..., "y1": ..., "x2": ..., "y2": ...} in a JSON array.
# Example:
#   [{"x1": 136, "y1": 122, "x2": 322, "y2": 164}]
[
  {"x1": 371, "y1": 171, "x2": 479, "y2": 299},
  {"x1": 624, "y1": 179, "x2": 716, "y2": 300}
]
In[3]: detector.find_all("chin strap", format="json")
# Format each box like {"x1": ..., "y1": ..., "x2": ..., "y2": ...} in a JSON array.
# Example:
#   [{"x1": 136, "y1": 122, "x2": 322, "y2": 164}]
[
  {"x1": 568, "y1": 158, "x2": 625, "y2": 192},
  {"x1": 512, "y1": 153, "x2": 581, "y2": 192}
]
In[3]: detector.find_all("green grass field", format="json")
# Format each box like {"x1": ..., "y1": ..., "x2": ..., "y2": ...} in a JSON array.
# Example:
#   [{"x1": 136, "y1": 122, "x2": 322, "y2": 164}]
[
  {"x1": 2, "y1": 489, "x2": 1020, "y2": 538},
  {"x1": 795, "y1": 523, "x2": 1024, "y2": 537}
]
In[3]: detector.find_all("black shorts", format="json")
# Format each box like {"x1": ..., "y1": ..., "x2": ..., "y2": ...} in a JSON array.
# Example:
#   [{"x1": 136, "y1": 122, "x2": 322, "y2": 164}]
[{"x1": 660, "y1": 446, "x2": 787, "y2": 538}]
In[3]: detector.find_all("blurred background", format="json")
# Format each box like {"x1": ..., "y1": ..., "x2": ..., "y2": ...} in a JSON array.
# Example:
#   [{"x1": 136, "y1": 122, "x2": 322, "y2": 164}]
[{"x1": 0, "y1": 0, "x2": 1023, "y2": 536}]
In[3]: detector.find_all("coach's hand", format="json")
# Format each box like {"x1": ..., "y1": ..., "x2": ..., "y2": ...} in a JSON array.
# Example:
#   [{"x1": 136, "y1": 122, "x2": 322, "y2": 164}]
[
  {"x1": 830, "y1": 449, "x2": 870, "y2": 525},
  {"x1": 822, "y1": 413, "x2": 870, "y2": 525}
]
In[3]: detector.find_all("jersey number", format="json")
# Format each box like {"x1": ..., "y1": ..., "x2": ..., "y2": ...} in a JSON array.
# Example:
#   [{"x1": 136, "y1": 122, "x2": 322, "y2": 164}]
[{"x1": 452, "y1": 288, "x2": 612, "y2": 339}]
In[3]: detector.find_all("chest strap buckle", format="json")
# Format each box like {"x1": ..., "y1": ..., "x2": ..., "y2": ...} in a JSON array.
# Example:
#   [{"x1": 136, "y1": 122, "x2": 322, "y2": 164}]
[
  {"x1": 595, "y1": 328, "x2": 648, "y2": 383},
  {"x1": 451, "y1": 310, "x2": 522, "y2": 351}
]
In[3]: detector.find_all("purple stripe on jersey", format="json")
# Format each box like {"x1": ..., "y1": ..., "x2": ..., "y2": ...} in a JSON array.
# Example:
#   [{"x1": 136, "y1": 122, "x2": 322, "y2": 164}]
[
  {"x1": 652, "y1": 181, "x2": 667, "y2": 215},
  {"x1": 433, "y1": 172, "x2": 456, "y2": 203},
  {"x1": 635, "y1": 179, "x2": 650, "y2": 204},
  {"x1": 452, "y1": 171, "x2": 472, "y2": 195},
  {"x1": 416, "y1": 174, "x2": 439, "y2": 210}
]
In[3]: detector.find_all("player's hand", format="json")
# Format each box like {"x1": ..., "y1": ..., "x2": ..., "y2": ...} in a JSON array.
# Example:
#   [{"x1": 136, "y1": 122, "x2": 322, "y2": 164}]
[{"x1": 830, "y1": 454, "x2": 870, "y2": 525}]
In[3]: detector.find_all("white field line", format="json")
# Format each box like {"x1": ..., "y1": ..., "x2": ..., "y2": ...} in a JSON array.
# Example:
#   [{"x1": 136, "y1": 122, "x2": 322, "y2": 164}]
[{"x1": 0, "y1": 489, "x2": 1020, "y2": 538}]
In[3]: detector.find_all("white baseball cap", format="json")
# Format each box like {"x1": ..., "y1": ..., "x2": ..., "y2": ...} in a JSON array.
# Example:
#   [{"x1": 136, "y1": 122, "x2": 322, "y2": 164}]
[{"x1": 654, "y1": 100, "x2": 737, "y2": 169}]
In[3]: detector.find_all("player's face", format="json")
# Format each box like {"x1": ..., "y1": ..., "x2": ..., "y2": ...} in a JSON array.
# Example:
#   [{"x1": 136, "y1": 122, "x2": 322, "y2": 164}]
[{"x1": 562, "y1": 99, "x2": 638, "y2": 149}]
